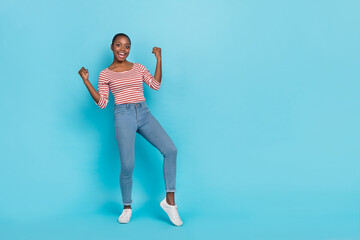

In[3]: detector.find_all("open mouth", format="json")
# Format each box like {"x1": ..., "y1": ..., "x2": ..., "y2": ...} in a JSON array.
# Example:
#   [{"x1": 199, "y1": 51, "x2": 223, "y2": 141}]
[{"x1": 118, "y1": 52, "x2": 126, "y2": 58}]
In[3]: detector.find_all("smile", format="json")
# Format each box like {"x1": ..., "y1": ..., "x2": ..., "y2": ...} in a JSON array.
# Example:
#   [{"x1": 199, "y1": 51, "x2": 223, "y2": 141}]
[{"x1": 118, "y1": 52, "x2": 126, "y2": 58}]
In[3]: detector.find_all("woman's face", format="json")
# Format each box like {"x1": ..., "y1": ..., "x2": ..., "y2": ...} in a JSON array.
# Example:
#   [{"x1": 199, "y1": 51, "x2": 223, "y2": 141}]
[{"x1": 111, "y1": 36, "x2": 131, "y2": 62}]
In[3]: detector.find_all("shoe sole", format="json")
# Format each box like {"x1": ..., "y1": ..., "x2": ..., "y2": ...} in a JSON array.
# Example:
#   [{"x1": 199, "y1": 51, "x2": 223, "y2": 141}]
[{"x1": 118, "y1": 219, "x2": 130, "y2": 224}]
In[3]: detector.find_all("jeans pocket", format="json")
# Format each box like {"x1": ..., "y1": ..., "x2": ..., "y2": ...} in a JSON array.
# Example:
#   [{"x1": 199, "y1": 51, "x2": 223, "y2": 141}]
[
  {"x1": 114, "y1": 107, "x2": 127, "y2": 115},
  {"x1": 140, "y1": 105, "x2": 150, "y2": 112}
]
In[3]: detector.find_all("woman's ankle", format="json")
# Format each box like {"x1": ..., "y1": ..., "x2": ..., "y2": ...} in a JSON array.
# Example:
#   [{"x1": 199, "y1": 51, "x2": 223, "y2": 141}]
[{"x1": 166, "y1": 192, "x2": 175, "y2": 205}]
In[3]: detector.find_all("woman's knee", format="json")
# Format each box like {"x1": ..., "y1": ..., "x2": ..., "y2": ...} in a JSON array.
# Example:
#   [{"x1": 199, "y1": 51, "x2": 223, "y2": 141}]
[
  {"x1": 163, "y1": 144, "x2": 177, "y2": 158},
  {"x1": 120, "y1": 161, "x2": 134, "y2": 176}
]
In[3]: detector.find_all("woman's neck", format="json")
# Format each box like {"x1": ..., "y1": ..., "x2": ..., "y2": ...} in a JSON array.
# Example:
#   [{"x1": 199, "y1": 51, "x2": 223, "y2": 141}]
[{"x1": 111, "y1": 60, "x2": 130, "y2": 67}]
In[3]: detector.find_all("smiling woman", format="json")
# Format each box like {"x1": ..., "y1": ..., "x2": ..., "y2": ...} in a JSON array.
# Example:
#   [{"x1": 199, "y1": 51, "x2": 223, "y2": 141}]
[
  {"x1": 111, "y1": 33, "x2": 131, "y2": 63},
  {"x1": 77, "y1": 33, "x2": 183, "y2": 226}
]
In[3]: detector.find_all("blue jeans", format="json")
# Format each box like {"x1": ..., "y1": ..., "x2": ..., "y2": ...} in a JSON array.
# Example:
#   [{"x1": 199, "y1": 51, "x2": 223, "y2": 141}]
[{"x1": 113, "y1": 101, "x2": 177, "y2": 205}]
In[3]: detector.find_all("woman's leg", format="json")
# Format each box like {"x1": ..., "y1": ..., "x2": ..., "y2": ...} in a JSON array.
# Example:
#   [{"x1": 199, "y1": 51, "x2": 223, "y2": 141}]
[
  {"x1": 136, "y1": 111, "x2": 178, "y2": 205},
  {"x1": 114, "y1": 107, "x2": 137, "y2": 208}
]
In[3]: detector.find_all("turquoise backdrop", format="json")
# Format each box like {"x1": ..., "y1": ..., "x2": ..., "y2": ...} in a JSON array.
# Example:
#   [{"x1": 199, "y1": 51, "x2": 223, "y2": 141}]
[{"x1": 1, "y1": 0, "x2": 359, "y2": 239}]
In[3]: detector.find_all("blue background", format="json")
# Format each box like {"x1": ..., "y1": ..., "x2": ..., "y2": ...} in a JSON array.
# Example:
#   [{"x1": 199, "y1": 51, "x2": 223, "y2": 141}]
[{"x1": 1, "y1": 0, "x2": 359, "y2": 239}]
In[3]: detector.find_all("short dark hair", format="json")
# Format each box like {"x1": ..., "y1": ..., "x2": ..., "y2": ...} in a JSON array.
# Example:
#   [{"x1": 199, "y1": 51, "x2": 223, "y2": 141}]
[{"x1": 112, "y1": 33, "x2": 131, "y2": 46}]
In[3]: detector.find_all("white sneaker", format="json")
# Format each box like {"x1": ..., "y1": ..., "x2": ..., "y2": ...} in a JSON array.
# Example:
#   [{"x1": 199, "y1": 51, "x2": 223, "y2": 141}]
[
  {"x1": 160, "y1": 198, "x2": 183, "y2": 226},
  {"x1": 117, "y1": 208, "x2": 132, "y2": 224}
]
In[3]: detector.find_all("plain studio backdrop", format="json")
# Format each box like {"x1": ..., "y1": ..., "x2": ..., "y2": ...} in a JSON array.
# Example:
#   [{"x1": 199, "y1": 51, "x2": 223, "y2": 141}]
[{"x1": 0, "y1": 0, "x2": 359, "y2": 239}]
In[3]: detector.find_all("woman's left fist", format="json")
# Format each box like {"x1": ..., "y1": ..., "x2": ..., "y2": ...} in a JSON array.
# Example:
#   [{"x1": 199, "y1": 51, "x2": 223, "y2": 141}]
[{"x1": 152, "y1": 47, "x2": 161, "y2": 60}]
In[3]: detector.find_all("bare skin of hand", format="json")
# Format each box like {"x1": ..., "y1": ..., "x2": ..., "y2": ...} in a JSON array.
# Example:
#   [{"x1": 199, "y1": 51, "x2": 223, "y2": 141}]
[
  {"x1": 152, "y1": 47, "x2": 162, "y2": 84},
  {"x1": 152, "y1": 47, "x2": 161, "y2": 60},
  {"x1": 78, "y1": 67, "x2": 89, "y2": 81},
  {"x1": 78, "y1": 67, "x2": 100, "y2": 103}
]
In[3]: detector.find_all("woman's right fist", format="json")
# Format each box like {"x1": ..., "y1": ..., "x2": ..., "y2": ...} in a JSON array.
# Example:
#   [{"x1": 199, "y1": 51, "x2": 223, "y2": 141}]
[{"x1": 78, "y1": 67, "x2": 89, "y2": 81}]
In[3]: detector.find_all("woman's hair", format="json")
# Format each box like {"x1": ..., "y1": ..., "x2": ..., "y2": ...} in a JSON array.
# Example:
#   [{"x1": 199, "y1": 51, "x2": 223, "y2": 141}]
[{"x1": 112, "y1": 33, "x2": 131, "y2": 46}]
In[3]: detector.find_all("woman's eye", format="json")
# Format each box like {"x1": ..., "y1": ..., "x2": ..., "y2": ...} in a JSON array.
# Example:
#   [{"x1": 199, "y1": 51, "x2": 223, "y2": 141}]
[
  {"x1": 117, "y1": 44, "x2": 120, "y2": 47},
  {"x1": 126, "y1": 46, "x2": 130, "y2": 49}
]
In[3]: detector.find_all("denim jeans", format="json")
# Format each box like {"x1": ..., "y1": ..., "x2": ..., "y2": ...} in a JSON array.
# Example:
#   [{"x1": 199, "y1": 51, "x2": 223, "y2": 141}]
[{"x1": 113, "y1": 101, "x2": 177, "y2": 205}]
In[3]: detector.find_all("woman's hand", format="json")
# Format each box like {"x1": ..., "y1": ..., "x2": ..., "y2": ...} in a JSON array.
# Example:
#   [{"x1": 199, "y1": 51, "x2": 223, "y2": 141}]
[
  {"x1": 78, "y1": 67, "x2": 89, "y2": 82},
  {"x1": 152, "y1": 47, "x2": 161, "y2": 60},
  {"x1": 152, "y1": 47, "x2": 162, "y2": 84},
  {"x1": 78, "y1": 67, "x2": 101, "y2": 105}
]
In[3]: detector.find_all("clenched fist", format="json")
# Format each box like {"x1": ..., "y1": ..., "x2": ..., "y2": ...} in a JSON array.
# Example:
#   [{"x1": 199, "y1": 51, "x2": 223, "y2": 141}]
[
  {"x1": 152, "y1": 47, "x2": 161, "y2": 60},
  {"x1": 78, "y1": 67, "x2": 89, "y2": 81}
]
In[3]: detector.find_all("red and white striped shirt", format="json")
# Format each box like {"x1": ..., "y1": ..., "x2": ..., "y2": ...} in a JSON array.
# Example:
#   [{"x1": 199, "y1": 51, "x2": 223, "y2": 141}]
[{"x1": 94, "y1": 63, "x2": 161, "y2": 108}]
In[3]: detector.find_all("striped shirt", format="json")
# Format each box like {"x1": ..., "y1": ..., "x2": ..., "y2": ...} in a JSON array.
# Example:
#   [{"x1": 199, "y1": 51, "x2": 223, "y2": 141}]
[{"x1": 93, "y1": 63, "x2": 161, "y2": 109}]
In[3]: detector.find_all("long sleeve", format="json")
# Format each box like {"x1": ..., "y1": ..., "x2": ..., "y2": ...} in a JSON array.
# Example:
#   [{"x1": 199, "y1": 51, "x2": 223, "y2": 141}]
[
  {"x1": 93, "y1": 71, "x2": 109, "y2": 109},
  {"x1": 141, "y1": 64, "x2": 161, "y2": 91}
]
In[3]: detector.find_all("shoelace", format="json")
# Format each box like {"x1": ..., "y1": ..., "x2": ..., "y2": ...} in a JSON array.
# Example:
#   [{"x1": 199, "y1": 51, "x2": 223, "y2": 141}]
[{"x1": 121, "y1": 210, "x2": 131, "y2": 218}]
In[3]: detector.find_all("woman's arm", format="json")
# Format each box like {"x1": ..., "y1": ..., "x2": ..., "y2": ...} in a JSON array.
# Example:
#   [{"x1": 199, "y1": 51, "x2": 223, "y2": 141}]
[
  {"x1": 78, "y1": 67, "x2": 101, "y2": 104},
  {"x1": 84, "y1": 79, "x2": 101, "y2": 104},
  {"x1": 152, "y1": 47, "x2": 162, "y2": 84}
]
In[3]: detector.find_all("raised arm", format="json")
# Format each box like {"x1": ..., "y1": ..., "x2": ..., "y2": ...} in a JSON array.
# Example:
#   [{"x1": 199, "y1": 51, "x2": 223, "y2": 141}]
[
  {"x1": 152, "y1": 47, "x2": 162, "y2": 84},
  {"x1": 141, "y1": 47, "x2": 162, "y2": 90},
  {"x1": 78, "y1": 67, "x2": 109, "y2": 109},
  {"x1": 142, "y1": 63, "x2": 161, "y2": 91}
]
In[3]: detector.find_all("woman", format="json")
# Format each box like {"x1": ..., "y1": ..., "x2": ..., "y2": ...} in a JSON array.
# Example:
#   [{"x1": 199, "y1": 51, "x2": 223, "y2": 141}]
[{"x1": 78, "y1": 33, "x2": 182, "y2": 226}]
